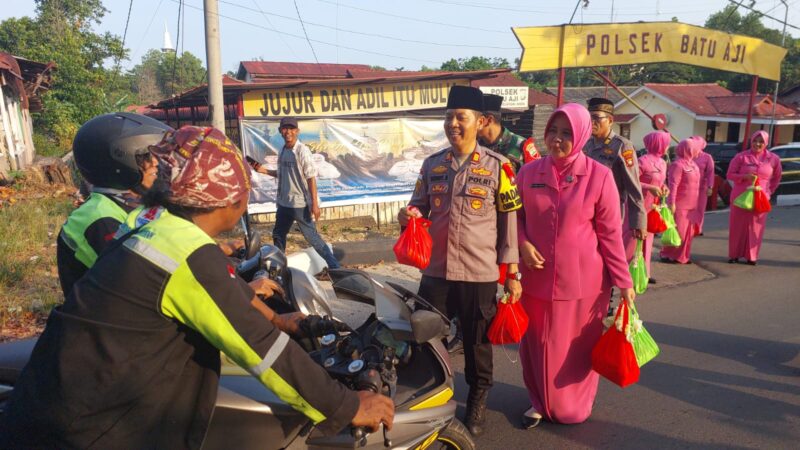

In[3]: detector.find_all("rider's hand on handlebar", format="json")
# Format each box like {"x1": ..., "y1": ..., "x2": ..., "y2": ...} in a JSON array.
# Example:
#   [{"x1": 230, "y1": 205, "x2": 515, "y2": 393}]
[
  {"x1": 249, "y1": 277, "x2": 284, "y2": 298},
  {"x1": 352, "y1": 391, "x2": 395, "y2": 432},
  {"x1": 218, "y1": 238, "x2": 245, "y2": 256},
  {"x1": 272, "y1": 312, "x2": 306, "y2": 335}
]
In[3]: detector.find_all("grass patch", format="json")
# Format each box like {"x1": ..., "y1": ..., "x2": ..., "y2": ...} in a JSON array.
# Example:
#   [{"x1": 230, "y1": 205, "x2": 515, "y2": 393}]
[{"x1": 0, "y1": 196, "x2": 73, "y2": 339}]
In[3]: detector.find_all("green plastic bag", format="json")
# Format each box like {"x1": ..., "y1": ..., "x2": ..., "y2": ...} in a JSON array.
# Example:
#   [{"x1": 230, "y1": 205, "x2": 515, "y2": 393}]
[
  {"x1": 658, "y1": 197, "x2": 676, "y2": 228},
  {"x1": 733, "y1": 177, "x2": 757, "y2": 210},
  {"x1": 629, "y1": 302, "x2": 660, "y2": 367},
  {"x1": 659, "y1": 201, "x2": 682, "y2": 247},
  {"x1": 629, "y1": 240, "x2": 648, "y2": 294}
]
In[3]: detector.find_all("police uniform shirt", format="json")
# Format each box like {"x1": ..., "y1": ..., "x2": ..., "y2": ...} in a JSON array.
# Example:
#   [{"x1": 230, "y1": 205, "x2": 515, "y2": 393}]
[
  {"x1": 583, "y1": 131, "x2": 647, "y2": 231},
  {"x1": 483, "y1": 127, "x2": 527, "y2": 172},
  {"x1": 408, "y1": 144, "x2": 519, "y2": 283}
]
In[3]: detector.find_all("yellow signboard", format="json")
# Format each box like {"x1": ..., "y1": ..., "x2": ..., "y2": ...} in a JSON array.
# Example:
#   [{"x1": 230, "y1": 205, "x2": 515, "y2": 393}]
[
  {"x1": 513, "y1": 22, "x2": 787, "y2": 80},
  {"x1": 242, "y1": 79, "x2": 470, "y2": 117}
]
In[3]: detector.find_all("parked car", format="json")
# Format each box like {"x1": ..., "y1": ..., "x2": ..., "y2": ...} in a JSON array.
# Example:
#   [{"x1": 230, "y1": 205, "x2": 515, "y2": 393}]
[
  {"x1": 703, "y1": 142, "x2": 743, "y2": 175},
  {"x1": 768, "y1": 143, "x2": 800, "y2": 198}
]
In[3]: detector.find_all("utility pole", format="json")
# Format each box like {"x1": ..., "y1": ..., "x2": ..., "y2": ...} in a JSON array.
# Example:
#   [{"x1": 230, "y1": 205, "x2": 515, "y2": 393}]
[
  {"x1": 768, "y1": 0, "x2": 788, "y2": 140},
  {"x1": 204, "y1": 0, "x2": 225, "y2": 130}
]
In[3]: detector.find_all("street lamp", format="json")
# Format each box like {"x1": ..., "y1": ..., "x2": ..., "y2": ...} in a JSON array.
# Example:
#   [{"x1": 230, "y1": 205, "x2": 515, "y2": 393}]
[{"x1": 769, "y1": 0, "x2": 788, "y2": 140}]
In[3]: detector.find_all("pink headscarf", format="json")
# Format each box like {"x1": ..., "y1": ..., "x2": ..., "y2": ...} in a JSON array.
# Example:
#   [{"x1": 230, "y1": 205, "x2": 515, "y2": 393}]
[
  {"x1": 643, "y1": 131, "x2": 671, "y2": 157},
  {"x1": 690, "y1": 135, "x2": 708, "y2": 151},
  {"x1": 150, "y1": 126, "x2": 252, "y2": 208},
  {"x1": 544, "y1": 103, "x2": 592, "y2": 170},
  {"x1": 748, "y1": 130, "x2": 770, "y2": 153},
  {"x1": 675, "y1": 137, "x2": 702, "y2": 160}
]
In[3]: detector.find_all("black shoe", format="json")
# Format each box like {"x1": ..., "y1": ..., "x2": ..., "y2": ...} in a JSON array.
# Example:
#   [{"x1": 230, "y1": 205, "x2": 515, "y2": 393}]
[
  {"x1": 521, "y1": 407, "x2": 542, "y2": 430},
  {"x1": 648, "y1": 278, "x2": 657, "y2": 284},
  {"x1": 659, "y1": 257, "x2": 676, "y2": 264},
  {"x1": 746, "y1": 260, "x2": 757, "y2": 266},
  {"x1": 728, "y1": 258, "x2": 738, "y2": 264},
  {"x1": 464, "y1": 389, "x2": 488, "y2": 437},
  {"x1": 446, "y1": 334, "x2": 464, "y2": 354}
]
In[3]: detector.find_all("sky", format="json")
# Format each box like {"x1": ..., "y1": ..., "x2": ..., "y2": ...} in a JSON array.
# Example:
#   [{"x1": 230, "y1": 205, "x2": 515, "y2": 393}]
[{"x1": 2, "y1": 0, "x2": 798, "y2": 73}]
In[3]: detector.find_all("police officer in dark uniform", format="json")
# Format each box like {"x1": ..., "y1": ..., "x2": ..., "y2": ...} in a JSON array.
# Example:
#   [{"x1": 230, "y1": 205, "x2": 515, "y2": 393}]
[
  {"x1": 583, "y1": 98, "x2": 647, "y2": 241},
  {"x1": 478, "y1": 94, "x2": 540, "y2": 173}
]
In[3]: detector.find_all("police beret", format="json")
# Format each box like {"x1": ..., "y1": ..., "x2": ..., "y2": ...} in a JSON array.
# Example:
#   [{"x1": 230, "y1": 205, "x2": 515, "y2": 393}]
[
  {"x1": 587, "y1": 97, "x2": 615, "y2": 115},
  {"x1": 482, "y1": 94, "x2": 504, "y2": 113},
  {"x1": 446, "y1": 86, "x2": 484, "y2": 112}
]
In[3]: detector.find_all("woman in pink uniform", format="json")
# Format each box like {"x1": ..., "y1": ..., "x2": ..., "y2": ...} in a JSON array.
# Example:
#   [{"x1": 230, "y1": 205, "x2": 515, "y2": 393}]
[
  {"x1": 516, "y1": 103, "x2": 634, "y2": 428},
  {"x1": 727, "y1": 130, "x2": 782, "y2": 265},
  {"x1": 660, "y1": 138, "x2": 702, "y2": 264},
  {"x1": 692, "y1": 137, "x2": 715, "y2": 236},
  {"x1": 637, "y1": 131, "x2": 670, "y2": 282}
]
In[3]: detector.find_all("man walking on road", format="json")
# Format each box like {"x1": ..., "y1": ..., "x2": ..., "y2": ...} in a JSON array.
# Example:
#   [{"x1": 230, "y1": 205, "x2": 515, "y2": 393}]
[{"x1": 254, "y1": 117, "x2": 340, "y2": 269}]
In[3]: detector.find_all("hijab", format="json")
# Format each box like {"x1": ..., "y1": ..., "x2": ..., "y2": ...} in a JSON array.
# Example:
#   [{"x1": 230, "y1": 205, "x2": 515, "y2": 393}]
[
  {"x1": 675, "y1": 137, "x2": 702, "y2": 161},
  {"x1": 748, "y1": 130, "x2": 770, "y2": 155},
  {"x1": 545, "y1": 103, "x2": 592, "y2": 171},
  {"x1": 643, "y1": 131, "x2": 671, "y2": 157},
  {"x1": 690, "y1": 135, "x2": 707, "y2": 152}
]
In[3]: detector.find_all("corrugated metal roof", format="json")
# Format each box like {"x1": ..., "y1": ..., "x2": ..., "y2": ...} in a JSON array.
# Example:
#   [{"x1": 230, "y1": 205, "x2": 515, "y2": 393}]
[
  {"x1": 470, "y1": 71, "x2": 527, "y2": 87},
  {"x1": 544, "y1": 86, "x2": 640, "y2": 105},
  {"x1": 238, "y1": 61, "x2": 373, "y2": 80},
  {"x1": 645, "y1": 83, "x2": 800, "y2": 118},
  {"x1": 529, "y1": 89, "x2": 557, "y2": 106}
]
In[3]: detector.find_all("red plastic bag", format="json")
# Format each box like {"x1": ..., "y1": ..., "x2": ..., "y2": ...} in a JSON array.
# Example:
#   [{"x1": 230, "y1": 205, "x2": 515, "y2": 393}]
[
  {"x1": 393, "y1": 216, "x2": 433, "y2": 269},
  {"x1": 753, "y1": 188, "x2": 772, "y2": 214},
  {"x1": 488, "y1": 296, "x2": 529, "y2": 345},
  {"x1": 647, "y1": 208, "x2": 668, "y2": 233},
  {"x1": 591, "y1": 302, "x2": 640, "y2": 388}
]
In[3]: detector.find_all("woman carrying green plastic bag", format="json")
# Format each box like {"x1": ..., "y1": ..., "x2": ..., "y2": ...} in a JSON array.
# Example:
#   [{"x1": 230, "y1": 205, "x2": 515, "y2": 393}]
[
  {"x1": 629, "y1": 240, "x2": 648, "y2": 294},
  {"x1": 732, "y1": 177, "x2": 757, "y2": 210}
]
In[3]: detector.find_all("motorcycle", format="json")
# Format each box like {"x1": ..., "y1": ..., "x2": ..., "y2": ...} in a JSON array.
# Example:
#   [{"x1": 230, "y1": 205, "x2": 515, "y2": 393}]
[{"x1": 0, "y1": 236, "x2": 475, "y2": 450}]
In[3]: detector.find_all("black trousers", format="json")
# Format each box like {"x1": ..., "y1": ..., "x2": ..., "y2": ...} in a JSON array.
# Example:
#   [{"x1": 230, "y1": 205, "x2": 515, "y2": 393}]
[{"x1": 418, "y1": 276, "x2": 497, "y2": 391}]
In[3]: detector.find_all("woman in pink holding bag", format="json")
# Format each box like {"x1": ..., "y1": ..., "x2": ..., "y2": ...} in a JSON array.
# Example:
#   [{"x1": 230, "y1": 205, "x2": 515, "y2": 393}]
[
  {"x1": 692, "y1": 137, "x2": 715, "y2": 235},
  {"x1": 637, "y1": 131, "x2": 670, "y2": 282},
  {"x1": 516, "y1": 103, "x2": 634, "y2": 429},
  {"x1": 727, "y1": 130, "x2": 782, "y2": 265},
  {"x1": 660, "y1": 137, "x2": 702, "y2": 264}
]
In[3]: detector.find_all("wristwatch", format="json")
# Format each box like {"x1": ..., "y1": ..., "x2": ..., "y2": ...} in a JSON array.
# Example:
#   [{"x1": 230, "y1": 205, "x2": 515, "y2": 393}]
[{"x1": 507, "y1": 272, "x2": 522, "y2": 281}]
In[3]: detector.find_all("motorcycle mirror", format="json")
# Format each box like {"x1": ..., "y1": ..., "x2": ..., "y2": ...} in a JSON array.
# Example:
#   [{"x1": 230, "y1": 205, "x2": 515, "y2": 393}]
[
  {"x1": 410, "y1": 310, "x2": 449, "y2": 344},
  {"x1": 245, "y1": 229, "x2": 262, "y2": 259}
]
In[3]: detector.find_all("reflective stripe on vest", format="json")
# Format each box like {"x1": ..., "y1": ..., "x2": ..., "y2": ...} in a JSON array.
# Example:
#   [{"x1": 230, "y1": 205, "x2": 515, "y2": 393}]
[{"x1": 61, "y1": 193, "x2": 128, "y2": 268}]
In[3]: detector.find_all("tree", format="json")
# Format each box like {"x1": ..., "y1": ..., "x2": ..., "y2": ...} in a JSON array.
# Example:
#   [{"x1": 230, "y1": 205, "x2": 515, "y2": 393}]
[
  {"x1": 439, "y1": 56, "x2": 510, "y2": 72},
  {"x1": 0, "y1": 0, "x2": 125, "y2": 151},
  {"x1": 127, "y1": 50, "x2": 206, "y2": 104}
]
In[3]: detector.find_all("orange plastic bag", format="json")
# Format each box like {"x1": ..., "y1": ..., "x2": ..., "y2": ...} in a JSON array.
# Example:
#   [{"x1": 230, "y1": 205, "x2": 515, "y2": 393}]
[
  {"x1": 393, "y1": 216, "x2": 433, "y2": 269},
  {"x1": 488, "y1": 296, "x2": 529, "y2": 345},
  {"x1": 591, "y1": 302, "x2": 640, "y2": 388}
]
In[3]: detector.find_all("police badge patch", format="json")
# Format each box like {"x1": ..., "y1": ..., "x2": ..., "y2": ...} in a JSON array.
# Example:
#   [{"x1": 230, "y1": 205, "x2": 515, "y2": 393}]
[{"x1": 622, "y1": 149, "x2": 635, "y2": 168}]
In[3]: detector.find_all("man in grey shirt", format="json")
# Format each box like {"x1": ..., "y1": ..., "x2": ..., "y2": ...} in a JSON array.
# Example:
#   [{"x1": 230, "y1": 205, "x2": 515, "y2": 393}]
[{"x1": 255, "y1": 117, "x2": 340, "y2": 269}]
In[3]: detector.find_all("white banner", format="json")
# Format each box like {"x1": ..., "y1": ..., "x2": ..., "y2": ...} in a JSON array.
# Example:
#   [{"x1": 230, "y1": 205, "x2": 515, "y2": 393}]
[{"x1": 479, "y1": 86, "x2": 529, "y2": 110}]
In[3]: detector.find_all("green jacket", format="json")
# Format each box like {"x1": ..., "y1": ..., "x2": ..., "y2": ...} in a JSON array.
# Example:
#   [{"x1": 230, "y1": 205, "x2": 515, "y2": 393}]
[{"x1": 3, "y1": 207, "x2": 359, "y2": 449}]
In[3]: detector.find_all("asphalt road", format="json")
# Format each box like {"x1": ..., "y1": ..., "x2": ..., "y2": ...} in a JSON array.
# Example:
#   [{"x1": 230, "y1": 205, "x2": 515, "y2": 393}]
[{"x1": 350, "y1": 205, "x2": 800, "y2": 449}]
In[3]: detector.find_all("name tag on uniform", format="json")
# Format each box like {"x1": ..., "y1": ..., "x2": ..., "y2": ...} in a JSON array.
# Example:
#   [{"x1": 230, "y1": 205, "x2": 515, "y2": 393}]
[
  {"x1": 530, "y1": 183, "x2": 546, "y2": 188},
  {"x1": 430, "y1": 175, "x2": 447, "y2": 182}
]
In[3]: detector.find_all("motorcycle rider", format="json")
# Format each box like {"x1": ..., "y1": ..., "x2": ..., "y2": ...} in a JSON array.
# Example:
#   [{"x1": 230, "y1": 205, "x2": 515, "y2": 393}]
[
  {"x1": 0, "y1": 126, "x2": 394, "y2": 449},
  {"x1": 56, "y1": 112, "x2": 172, "y2": 296}
]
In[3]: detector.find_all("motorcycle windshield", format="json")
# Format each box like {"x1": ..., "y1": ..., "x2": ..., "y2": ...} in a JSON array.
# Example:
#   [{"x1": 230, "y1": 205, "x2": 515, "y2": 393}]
[{"x1": 329, "y1": 269, "x2": 413, "y2": 339}]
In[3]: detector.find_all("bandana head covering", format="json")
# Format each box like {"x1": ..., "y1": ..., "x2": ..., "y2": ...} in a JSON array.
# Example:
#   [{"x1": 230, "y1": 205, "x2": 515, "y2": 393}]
[
  {"x1": 150, "y1": 126, "x2": 251, "y2": 208},
  {"x1": 545, "y1": 103, "x2": 592, "y2": 169},
  {"x1": 643, "y1": 131, "x2": 671, "y2": 157},
  {"x1": 748, "y1": 130, "x2": 770, "y2": 153},
  {"x1": 676, "y1": 137, "x2": 701, "y2": 161}
]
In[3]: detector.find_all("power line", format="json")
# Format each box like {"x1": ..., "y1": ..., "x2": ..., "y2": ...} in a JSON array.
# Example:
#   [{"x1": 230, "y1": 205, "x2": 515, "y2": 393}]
[
  {"x1": 130, "y1": 0, "x2": 166, "y2": 62},
  {"x1": 293, "y1": 0, "x2": 320, "y2": 64},
  {"x1": 173, "y1": 0, "x2": 442, "y2": 63},
  {"x1": 726, "y1": 0, "x2": 800, "y2": 31},
  {"x1": 170, "y1": 0, "x2": 183, "y2": 99},
  {"x1": 251, "y1": 0, "x2": 298, "y2": 59},
  {"x1": 110, "y1": 0, "x2": 135, "y2": 89},
  {"x1": 312, "y1": 0, "x2": 508, "y2": 34},
  {"x1": 216, "y1": 0, "x2": 517, "y2": 49}
]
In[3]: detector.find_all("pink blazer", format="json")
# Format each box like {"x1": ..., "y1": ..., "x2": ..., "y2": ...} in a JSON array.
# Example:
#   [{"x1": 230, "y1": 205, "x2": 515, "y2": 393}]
[
  {"x1": 667, "y1": 159, "x2": 701, "y2": 211},
  {"x1": 638, "y1": 153, "x2": 667, "y2": 211},
  {"x1": 695, "y1": 152, "x2": 715, "y2": 191},
  {"x1": 517, "y1": 153, "x2": 633, "y2": 301},
  {"x1": 727, "y1": 151, "x2": 783, "y2": 200}
]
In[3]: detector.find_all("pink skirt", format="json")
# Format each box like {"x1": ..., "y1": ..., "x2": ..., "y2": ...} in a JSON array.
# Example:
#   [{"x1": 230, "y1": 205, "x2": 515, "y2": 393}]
[
  {"x1": 729, "y1": 205, "x2": 768, "y2": 261},
  {"x1": 519, "y1": 291, "x2": 610, "y2": 424}
]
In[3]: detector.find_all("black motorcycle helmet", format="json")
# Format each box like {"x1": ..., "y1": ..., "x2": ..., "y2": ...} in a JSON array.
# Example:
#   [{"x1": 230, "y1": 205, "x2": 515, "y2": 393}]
[{"x1": 72, "y1": 112, "x2": 174, "y2": 190}]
